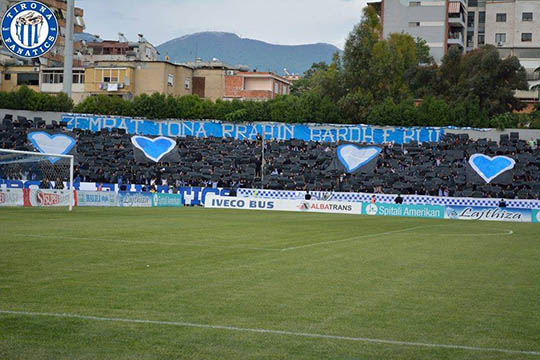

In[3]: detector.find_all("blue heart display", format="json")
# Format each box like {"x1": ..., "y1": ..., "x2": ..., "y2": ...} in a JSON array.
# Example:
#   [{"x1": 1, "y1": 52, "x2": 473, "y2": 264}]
[
  {"x1": 337, "y1": 145, "x2": 382, "y2": 173},
  {"x1": 469, "y1": 154, "x2": 515, "y2": 184},
  {"x1": 27, "y1": 131, "x2": 76, "y2": 164},
  {"x1": 131, "y1": 136, "x2": 176, "y2": 163}
]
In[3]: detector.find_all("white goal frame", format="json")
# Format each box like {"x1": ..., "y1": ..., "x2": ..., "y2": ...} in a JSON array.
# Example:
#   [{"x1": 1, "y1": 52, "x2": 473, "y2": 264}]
[{"x1": 0, "y1": 149, "x2": 75, "y2": 211}]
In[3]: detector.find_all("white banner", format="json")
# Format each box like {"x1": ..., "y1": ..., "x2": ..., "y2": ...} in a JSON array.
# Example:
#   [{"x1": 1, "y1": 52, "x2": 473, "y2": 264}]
[
  {"x1": 0, "y1": 188, "x2": 24, "y2": 207},
  {"x1": 26, "y1": 189, "x2": 72, "y2": 207},
  {"x1": 204, "y1": 195, "x2": 363, "y2": 215},
  {"x1": 76, "y1": 191, "x2": 117, "y2": 207}
]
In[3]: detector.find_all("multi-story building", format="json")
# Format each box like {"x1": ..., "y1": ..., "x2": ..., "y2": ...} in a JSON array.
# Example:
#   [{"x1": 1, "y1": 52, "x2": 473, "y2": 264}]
[
  {"x1": 223, "y1": 72, "x2": 291, "y2": 101},
  {"x1": 374, "y1": 0, "x2": 467, "y2": 63},
  {"x1": 79, "y1": 34, "x2": 159, "y2": 65},
  {"x1": 0, "y1": 58, "x2": 289, "y2": 104},
  {"x1": 371, "y1": 0, "x2": 539, "y2": 100}
]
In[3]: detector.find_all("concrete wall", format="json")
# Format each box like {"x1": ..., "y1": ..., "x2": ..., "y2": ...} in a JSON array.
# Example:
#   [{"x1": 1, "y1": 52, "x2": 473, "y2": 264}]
[
  {"x1": 244, "y1": 77, "x2": 272, "y2": 91},
  {"x1": 193, "y1": 69, "x2": 225, "y2": 101},
  {"x1": 0, "y1": 109, "x2": 64, "y2": 123}
]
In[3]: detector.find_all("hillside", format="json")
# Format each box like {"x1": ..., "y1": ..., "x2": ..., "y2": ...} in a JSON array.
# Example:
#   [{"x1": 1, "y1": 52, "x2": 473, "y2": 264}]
[{"x1": 157, "y1": 32, "x2": 340, "y2": 76}]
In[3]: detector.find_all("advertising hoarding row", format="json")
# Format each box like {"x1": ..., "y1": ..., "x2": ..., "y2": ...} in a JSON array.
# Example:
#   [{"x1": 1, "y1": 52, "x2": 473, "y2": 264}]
[
  {"x1": 0, "y1": 189, "x2": 183, "y2": 208},
  {"x1": 205, "y1": 195, "x2": 537, "y2": 223}
]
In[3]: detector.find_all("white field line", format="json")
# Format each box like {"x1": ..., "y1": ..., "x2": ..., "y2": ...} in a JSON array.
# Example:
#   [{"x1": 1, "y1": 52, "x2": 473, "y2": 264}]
[
  {"x1": 422, "y1": 230, "x2": 514, "y2": 236},
  {"x1": 0, "y1": 310, "x2": 538, "y2": 356},
  {"x1": 281, "y1": 225, "x2": 430, "y2": 251},
  {"x1": 9, "y1": 233, "x2": 279, "y2": 252},
  {"x1": 281, "y1": 227, "x2": 514, "y2": 252}
]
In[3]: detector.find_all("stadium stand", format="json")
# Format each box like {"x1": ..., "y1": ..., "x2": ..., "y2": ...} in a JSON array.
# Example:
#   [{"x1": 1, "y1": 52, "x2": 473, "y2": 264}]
[{"x1": 1, "y1": 115, "x2": 540, "y2": 199}]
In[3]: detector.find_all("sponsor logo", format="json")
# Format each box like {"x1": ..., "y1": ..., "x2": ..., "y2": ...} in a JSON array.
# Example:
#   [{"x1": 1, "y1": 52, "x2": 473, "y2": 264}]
[
  {"x1": 121, "y1": 193, "x2": 151, "y2": 207},
  {"x1": 365, "y1": 204, "x2": 378, "y2": 216},
  {"x1": 536, "y1": 211, "x2": 540, "y2": 223},
  {"x1": 36, "y1": 190, "x2": 61, "y2": 206},
  {"x1": 449, "y1": 207, "x2": 525, "y2": 221},
  {"x1": 298, "y1": 202, "x2": 310, "y2": 211},
  {"x1": 446, "y1": 208, "x2": 459, "y2": 220},
  {"x1": 1, "y1": 1, "x2": 59, "y2": 59}
]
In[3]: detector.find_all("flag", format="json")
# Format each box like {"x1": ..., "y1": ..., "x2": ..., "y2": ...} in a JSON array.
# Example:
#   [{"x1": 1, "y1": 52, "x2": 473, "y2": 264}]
[
  {"x1": 325, "y1": 144, "x2": 382, "y2": 174},
  {"x1": 131, "y1": 135, "x2": 180, "y2": 163}
]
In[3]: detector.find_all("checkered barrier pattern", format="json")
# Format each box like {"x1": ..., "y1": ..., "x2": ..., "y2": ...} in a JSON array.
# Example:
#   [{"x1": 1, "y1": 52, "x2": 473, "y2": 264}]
[{"x1": 238, "y1": 189, "x2": 540, "y2": 210}]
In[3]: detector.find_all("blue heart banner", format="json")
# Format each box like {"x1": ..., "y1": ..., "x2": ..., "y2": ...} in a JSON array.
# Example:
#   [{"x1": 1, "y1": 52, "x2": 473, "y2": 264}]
[
  {"x1": 131, "y1": 136, "x2": 179, "y2": 163},
  {"x1": 326, "y1": 144, "x2": 381, "y2": 174},
  {"x1": 468, "y1": 154, "x2": 515, "y2": 184},
  {"x1": 27, "y1": 131, "x2": 77, "y2": 164}
]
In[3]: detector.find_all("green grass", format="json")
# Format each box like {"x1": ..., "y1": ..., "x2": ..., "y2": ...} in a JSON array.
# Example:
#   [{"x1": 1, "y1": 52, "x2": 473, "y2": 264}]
[{"x1": 0, "y1": 207, "x2": 539, "y2": 360}]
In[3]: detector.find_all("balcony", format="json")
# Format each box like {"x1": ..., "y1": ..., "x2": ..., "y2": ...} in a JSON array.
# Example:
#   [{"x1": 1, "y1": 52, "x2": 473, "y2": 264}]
[
  {"x1": 448, "y1": 14, "x2": 465, "y2": 28},
  {"x1": 448, "y1": 32, "x2": 464, "y2": 48}
]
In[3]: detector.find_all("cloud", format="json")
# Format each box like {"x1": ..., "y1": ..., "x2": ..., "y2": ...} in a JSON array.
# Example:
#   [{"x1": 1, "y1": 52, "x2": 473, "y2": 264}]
[{"x1": 77, "y1": 0, "x2": 368, "y2": 47}]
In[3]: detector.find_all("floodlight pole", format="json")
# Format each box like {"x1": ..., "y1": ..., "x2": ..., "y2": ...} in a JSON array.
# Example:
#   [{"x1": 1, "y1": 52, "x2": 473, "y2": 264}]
[
  {"x1": 261, "y1": 127, "x2": 265, "y2": 188},
  {"x1": 63, "y1": 0, "x2": 75, "y2": 98}
]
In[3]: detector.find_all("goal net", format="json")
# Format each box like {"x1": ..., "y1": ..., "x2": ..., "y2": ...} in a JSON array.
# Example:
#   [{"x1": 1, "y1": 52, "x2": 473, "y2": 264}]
[{"x1": 0, "y1": 149, "x2": 74, "y2": 210}]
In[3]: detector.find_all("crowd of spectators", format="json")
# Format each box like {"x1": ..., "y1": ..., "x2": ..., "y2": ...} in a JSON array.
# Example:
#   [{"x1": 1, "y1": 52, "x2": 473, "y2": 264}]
[{"x1": 1, "y1": 116, "x2": 540, "y2": 199}]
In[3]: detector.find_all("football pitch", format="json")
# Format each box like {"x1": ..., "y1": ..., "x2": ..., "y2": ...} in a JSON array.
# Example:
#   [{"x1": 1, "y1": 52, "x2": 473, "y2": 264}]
[{"x1": 0, "y1": 207, "x2": 539, "y2": 360}]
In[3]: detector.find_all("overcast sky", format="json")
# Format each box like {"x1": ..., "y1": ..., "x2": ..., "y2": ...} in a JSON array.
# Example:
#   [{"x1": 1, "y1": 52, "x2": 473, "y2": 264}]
[{"x1": 76, "y1": 0, "x2": 369, "y2": 49}]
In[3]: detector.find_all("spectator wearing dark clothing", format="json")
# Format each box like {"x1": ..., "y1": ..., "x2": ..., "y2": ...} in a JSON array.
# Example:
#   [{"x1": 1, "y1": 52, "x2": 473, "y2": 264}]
[
  {"x1": 54, "y1": 177, "x2": 64, "y2": 190},
  {"x1": 39, "y1": 178, "x2": 51, "y2": 189}
]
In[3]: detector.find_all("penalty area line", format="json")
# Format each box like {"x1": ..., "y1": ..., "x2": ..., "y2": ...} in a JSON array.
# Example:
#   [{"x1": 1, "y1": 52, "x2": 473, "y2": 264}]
[{"x1": 0, "y1": 310, "x2": 538, "y2": 356}]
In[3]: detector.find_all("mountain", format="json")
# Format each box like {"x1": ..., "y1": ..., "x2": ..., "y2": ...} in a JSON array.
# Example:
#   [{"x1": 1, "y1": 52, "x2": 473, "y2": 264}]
[{"x1": 157, "y1": 32, "x2": 341, "y2": 76}]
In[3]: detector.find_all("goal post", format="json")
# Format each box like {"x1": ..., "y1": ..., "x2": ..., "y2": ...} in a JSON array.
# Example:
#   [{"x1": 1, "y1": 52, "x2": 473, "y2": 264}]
[{"x1": 0, "y1": 149, "x2": 75, "y2": 211}]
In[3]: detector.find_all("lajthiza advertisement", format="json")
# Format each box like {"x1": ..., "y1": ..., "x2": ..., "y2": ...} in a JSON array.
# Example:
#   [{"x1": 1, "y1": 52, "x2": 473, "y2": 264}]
[{"x1": 445, "y1": 206, "x2": 532, "y2": 223}]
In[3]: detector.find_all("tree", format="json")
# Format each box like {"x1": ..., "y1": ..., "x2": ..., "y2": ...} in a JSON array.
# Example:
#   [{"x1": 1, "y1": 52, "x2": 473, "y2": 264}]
[{"x1": 342, "y1": 5, "x2": 382, "y2": 92}]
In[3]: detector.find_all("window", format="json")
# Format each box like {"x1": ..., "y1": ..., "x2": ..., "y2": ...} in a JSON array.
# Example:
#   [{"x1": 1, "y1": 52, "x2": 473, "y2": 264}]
[
  {"x1": 73, "y1": 70, "x2": 84, "y2": 84},
  {"x1": 478, "y1": 33, "x2": 485, "y2": 45},
  {"x1": 409, "y1": 1, "x2": 421, "y2": 6},
  {"x1": 184, "y1": 79, "x2": 190, "y2": 89},
  {"x1": 274, "y1": 82, "x2": 279, "y2": 94},
  {"x1": 101, "y1": 69, "x2": 120, "y2": 83},
  {"x1": 4, "y1": 73, "x2": 11, "y2": 81},
  {"x1": 522, "y1": 33, "x2": 532, "y2": 42},
  {"x1": 42, "y1": 70, "x2": 64, "y2": 84},
  {"x1": 467, "y1": 31, "x2": 474, "y2": 47},
  {"x1": 467, "y1": 12, "x2": 475, "y2": 27},
  {"x1": 522, "y1": 12, "x2": 533, "y2": 22},
  {"x1": 479, "y1": 11, "x2": 485, "y2": 24},
  {"x1": 167, "y1": 74, "x2": 174, "y2": 87},
  {"x1": 17, "y1": 73, "x2": 39, "y2": 86},
  {"x1": 408, "y1": 22, "x2": 420, "y2": 27},
  {"x1": 496, "y1": 13, "x2": 506, "y2": 22},
  {"x1": 495, "y1": 33, "x2": 506, "y2": 44}
]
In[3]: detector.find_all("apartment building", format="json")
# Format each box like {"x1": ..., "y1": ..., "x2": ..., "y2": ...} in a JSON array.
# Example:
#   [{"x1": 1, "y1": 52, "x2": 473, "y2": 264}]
[
  {"x1": 223, "y1": 72, "x2": 291, "y2": 101},
  {"x1": 79, "y1": 34, "x2": 159, "y2": 65},
  {"x1": 372, "y1": 0, "x2": 539, "y2": 99},
  {"x1": 0, "y1": 58, "x2": 288, "y2": 103},
  {"x1": 374, "y1": 0, "x2": 467, "y2": 63}
]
